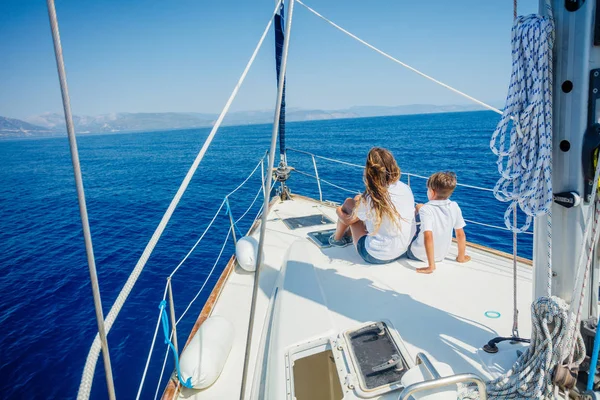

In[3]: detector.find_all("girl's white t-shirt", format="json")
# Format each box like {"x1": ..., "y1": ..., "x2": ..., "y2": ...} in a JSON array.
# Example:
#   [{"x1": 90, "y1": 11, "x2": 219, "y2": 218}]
[{"x1": 355, "y1": 181, "x2": 416, "y2": 260}]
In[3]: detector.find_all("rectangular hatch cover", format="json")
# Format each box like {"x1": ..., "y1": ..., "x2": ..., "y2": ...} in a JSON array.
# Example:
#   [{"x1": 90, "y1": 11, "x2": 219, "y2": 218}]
[
  {"x1": 345, "y1": 321, "x2": 408, "y2": 391},
  {"x1": 282, "y1": 214, "x2": 334, "y2": 230}
]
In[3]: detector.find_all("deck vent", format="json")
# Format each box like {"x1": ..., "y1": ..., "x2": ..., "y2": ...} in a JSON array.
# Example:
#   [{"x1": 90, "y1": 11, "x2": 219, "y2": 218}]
[{"x1": 282, "y1": 214, "x2": 334, "y2": 230}]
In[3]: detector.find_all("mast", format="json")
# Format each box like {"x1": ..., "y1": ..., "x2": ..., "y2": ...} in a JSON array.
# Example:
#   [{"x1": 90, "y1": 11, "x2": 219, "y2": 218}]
[
  {"x1": 240, "y1": 1, "x2": 295, "y2": 398},
  {"x1": 273, "y1": 0, "x2": 292, "y2": 199},
  {"x1": 533, "y1": 0, "x2": 599, "y2": 319}
]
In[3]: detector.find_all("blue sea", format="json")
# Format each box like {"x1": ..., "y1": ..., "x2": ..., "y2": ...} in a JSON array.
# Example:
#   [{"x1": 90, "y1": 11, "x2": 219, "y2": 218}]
[{"x1": 0, "y1": 111, "x2": 533, "y2": 399}]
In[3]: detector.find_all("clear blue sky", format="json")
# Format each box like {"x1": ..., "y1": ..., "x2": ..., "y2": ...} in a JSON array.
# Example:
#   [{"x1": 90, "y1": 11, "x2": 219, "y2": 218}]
[{"x1": 1, "y1": 0, "x2": 538, "y2": 119}]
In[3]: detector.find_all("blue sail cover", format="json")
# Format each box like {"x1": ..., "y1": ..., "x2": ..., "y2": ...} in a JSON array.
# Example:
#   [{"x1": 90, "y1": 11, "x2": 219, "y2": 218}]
[{"x1": 274, "y1": 2, "x2": 286, "y2": 158}]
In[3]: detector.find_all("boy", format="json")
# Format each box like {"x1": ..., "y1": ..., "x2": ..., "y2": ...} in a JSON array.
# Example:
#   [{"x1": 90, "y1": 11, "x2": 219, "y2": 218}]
[{"x1": 407, "y1": 171, "x2": 470, "y2": 274}]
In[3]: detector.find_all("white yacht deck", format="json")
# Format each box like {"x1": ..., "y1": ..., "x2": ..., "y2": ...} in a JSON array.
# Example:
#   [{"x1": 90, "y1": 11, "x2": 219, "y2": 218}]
[{"x1": 168, "y1": 194, "x2": 533, "y2": 399}]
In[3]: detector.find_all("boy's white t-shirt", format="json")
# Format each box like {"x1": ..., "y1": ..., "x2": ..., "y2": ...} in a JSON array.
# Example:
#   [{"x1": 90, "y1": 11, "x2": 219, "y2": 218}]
[
  {"x1": 410, "y1": 199, "x2": 466, "y2": 262},
  {"x1": 355, "y1": 181, "x2": 416, "y2": 260}
]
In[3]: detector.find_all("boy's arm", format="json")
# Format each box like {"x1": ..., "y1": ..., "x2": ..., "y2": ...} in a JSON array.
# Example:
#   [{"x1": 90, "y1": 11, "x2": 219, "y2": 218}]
[
  {"x1": 416, "y1": 206, "x2": 436, "y2": 274},
  {"x1": 455, "y1": 228, "x2": 471, "y2": 263},
  {"x1": 416, "y1": 230, "x2": 436, "y2": 274},
  {"x1": 423, "y1": 231, "x2": 436, "y2": 268}
]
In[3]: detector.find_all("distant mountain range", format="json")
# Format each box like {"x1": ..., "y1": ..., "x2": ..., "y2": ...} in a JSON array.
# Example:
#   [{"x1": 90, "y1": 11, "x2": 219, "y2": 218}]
[{"x1": 0, "y1": 104, "x2": 493, "y2": 138}]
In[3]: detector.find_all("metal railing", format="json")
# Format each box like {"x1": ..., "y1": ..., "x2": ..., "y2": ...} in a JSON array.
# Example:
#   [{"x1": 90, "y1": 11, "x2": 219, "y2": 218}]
[
  {"x1": 398, "y1": 353, "x2": 487, "y2": 400},
  {"x1": 135, "y1": 153, "x2": 275, "y2": 400},
  {"x1": 286, "y1": 147, "x2": 533, "y2": 236}
]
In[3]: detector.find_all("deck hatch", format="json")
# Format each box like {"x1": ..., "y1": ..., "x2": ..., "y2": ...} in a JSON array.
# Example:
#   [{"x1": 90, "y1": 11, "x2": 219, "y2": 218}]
[
  {"x1": 345, "y1": 321, "x2": 408, "y2": 390},
  {"x1": 282, "y1": 214, "x2": 334, "y2": 230},
  {"x1": 307, "y1": 228, "x2": 337, "y2": 248}
]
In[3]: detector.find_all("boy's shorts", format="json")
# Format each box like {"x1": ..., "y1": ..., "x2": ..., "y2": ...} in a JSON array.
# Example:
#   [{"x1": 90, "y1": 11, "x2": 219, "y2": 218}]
[{"x1": 406, "y1": 213, "x2": 421, "y2": 261}]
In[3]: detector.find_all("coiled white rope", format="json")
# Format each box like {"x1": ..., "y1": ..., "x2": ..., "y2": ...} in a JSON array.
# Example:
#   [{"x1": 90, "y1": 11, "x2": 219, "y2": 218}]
[
  {"x1": 461, "y1": 297, "x2": 585, "y2": 400},
  {"x1": 489, "y1": 13, "x2": 554, "y2": 233}
]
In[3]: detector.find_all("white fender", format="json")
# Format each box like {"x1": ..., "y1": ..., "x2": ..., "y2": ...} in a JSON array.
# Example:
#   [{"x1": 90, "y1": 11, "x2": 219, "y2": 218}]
[
  {"x1": 179, "y1": 316, "x2": 234, "y2": 389},
  {"x1": 236, "y1": 236, "x2": 262, "y2": 272}
]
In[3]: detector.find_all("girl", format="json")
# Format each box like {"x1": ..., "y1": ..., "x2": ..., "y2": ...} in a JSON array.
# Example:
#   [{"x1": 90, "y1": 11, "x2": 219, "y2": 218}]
[{"x1": 329, "y1": 147, "x2": 415, "y2": 264}]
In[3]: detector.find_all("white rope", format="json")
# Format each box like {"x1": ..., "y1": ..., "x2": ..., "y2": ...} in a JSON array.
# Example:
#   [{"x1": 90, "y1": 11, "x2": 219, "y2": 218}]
[
  {"x1": 235, "y1": 184, "x2": 264, "y2": 224},
  {"x1": 295, "y1": 0, "x2": 504, "y2": 115},
  {"x1": 176, "y1": 227, "x2": 232, "y2": 325},
  {"x1": 288, "y1": 149, "x2": 497, "y2": 193},
  {"x1": 563, "y1": 196, "x2": 600, "y2": 363},
  {"x1": 169, "y1": 155, "x2": 266, "y2": 279},
  {"x1": 135, "y1": 155, "x2": 267, "y2": 398},
  {"x1": 293, "y1": 168, "x2": 360, "y2": 194},
  {"x1": 565, "y1": 199, "x2": 600, "y2": 364},
  {"x1": 225, "y1": 153, "x2": 267, "y2": 199},
  {"x1": 248, "y1": 180, "x2": 277, "y2": 227},
  {"x1": 135, "y1": 283, "x2": 169, "y2": 400},
  {"x1": 144, "y1": 229, "x2": 233, "y2": 398},
  {"x1": 460, "y1": 297, "x2": 585, "y2": 399},
  {"x1": 76, "y1": 3, "x2": 281, "y2": 397},
  {"x1": 489, "y1": 14, "x2": 554, "y2": 233},
  {"x1": 463, "y1": 218, "x2": 533, "y2": 235},
  {"x1": 169, "y1": 199, "x2": 226, "y2": 278},
  {"x1": 153, "y1": 346, "x2": 171, "y2": 400},
  {"x1": 287, "y1": 148, "x2": 365, "y2": 169}
]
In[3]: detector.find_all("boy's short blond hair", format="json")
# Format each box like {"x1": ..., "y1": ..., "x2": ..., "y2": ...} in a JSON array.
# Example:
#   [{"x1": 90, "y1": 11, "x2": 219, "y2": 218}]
[{"x1": 427, "y1": 171, "x2": 457, "y2": 200}]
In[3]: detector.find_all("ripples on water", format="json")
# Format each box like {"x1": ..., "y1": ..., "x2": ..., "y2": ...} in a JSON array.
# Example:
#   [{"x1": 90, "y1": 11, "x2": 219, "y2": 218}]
[{"x1": 0, "y1": 111, "x2": 533, "y2": 399}]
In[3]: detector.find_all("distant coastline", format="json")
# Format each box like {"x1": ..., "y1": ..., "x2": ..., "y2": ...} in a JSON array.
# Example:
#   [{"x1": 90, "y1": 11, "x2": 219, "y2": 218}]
[{"x1": 0, "y1": 104, "x2": 501, "y2": 139}]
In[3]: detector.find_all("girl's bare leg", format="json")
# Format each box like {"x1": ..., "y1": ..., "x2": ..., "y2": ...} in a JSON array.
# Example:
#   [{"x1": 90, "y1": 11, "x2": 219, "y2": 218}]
[
  {"x1": 334, "y1": 219, "x2": 350, "y2": 241},
  {"x1": 333, "y1": 197, "x2": 357, "y2": 240},
  {"x1": 349, "y1": 220, "x2": 368, "y2": 245}
]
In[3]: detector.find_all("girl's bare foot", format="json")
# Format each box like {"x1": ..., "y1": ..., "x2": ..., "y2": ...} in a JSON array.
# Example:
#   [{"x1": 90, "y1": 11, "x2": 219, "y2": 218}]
[{"x1": 416, "y1": 265, "x2": 436, "y2": 274}]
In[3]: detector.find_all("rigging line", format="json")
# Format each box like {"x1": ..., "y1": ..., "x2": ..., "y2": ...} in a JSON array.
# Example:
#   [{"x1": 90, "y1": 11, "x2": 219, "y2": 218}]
[
  {"x1": 235, "y1": 184, "x2": 267, "y2": 224},
  {"x1": 135, "y1": 283, "x2": 170, "y2": 400},
  {"x1": 76, "y1": 3, "x2": 281, "y2": 397},
  {"x1": 176, "y1": 227, "x2": 232, "y2": 326},
  {"x1": 405, "y1": 172, "x2": 496, "y2": 193},
  {"x1": 225, "y1": 153, "x2": 268, "y2": 199},
  {"x1": 248, "y1": 180, "x2": 277, "y2": 226},
  {"x1": 169, "y1": 199, "x2": 226, "y2": 279},
  {"x1": 293, "y1": 168, "x2": 360, "y2": 194},
  {"x1": 47, "y1": 0, "x2": 115, "y2": 398},
  {"x1": 153, "y1": 345, "x2": 171, "y2": 400},
  {"x1": 287, "y1": 148, "x2": 365, "y2": 169},
  {"x1": 169, "y1": 155, "x2": 267, "y2": 279},
  {"x1": 463, "y1": 218, "x2": 533, "y2": 235},
  {"x1": 295, "y1": 0, "x2": 504, "y2": 115},
  {"x1": 288, "y1": 148, "x2": 496, "y2": 192}
]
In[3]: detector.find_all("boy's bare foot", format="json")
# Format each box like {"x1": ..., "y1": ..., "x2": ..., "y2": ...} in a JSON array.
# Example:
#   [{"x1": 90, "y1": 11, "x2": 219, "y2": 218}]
[
  {"x1": 456, "y1": 255, "x2": 471, "y2": 263},
  {"x1": 416, "y1": 265, "x2": 436, "y2": 274}
]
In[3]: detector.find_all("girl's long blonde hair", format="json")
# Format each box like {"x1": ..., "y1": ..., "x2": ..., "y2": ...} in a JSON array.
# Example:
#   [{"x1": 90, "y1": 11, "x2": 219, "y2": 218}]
[{"x1": 356, "y1": 147, "x2": 402, "y2": 233}]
